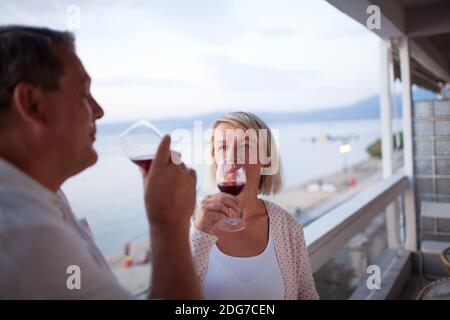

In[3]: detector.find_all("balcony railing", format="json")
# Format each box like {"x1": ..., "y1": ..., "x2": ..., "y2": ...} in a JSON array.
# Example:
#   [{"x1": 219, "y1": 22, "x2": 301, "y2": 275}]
[{"x1": 304, "y1": 172, "x2": 409, "y2": 273}]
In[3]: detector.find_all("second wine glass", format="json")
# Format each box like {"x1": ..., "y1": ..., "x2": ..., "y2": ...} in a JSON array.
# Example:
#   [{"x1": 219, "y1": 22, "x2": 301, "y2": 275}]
[{"x1": 215, "y1": 159, "x2": 246, "y2": 232}]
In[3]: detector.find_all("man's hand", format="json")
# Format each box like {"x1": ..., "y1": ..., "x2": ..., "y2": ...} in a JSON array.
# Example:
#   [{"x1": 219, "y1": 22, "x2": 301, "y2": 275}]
[
  {"x1": 143, "y1": 135, "x2": 196, "y2": 230},
  {"x1": 142, "y1": 135, "x2": 201, "y2": 299}
]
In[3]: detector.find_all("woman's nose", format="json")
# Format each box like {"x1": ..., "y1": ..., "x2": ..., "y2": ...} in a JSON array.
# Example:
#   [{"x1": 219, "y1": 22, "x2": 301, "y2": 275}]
[{"x1": 225, "y1": 149, "x2": 240, "y2": 164}]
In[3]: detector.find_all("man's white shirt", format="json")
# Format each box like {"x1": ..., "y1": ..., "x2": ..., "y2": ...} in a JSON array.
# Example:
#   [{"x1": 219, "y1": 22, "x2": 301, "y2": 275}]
[{"x1": 0, "y1": 158, "x2": 132, "y2": 299}]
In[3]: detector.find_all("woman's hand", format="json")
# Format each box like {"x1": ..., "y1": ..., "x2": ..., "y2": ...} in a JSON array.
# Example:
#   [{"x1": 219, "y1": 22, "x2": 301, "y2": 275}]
[{"x1": 194, "y1": 193, "x2": 241, "y2": 235}]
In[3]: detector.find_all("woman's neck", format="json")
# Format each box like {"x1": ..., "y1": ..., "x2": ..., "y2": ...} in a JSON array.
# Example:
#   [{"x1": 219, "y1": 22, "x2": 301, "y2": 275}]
[{"x1": 238, "y1": 191, "x2": 265, "y2": 219}]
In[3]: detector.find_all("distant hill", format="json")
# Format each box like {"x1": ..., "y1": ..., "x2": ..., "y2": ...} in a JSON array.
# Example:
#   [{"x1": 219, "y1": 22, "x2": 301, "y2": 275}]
[
  {"x1": 98, "y1": 87, "x2": 437, "y2": 134},
  {"x1": 255, "y1": 86, "x2": 436, "y2": 123}
]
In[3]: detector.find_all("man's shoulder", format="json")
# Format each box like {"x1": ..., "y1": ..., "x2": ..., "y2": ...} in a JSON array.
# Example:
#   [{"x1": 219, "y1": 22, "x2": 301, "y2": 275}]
[{"x1": 0, "y1": 187, "x2": 62, "y2": 233}]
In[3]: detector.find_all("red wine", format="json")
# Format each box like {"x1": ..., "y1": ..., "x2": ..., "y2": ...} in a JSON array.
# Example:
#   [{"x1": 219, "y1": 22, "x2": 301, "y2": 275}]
[
  {"x1": 218, "y1": 182, "x2": 245, "y2": 196},
  {"x1": 130, "y1": 155, "x2": 154, "y2": 171}
]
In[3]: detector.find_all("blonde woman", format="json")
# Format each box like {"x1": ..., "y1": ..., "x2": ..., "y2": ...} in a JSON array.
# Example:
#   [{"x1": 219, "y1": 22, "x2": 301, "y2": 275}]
[{"x1": 190, "y1": 112, "x2": 318, "y2": 300}]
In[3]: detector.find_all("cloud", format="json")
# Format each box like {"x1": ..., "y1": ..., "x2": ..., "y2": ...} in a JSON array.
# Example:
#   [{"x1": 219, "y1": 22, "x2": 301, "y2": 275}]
[
  {"x1": 257, "y1": 26, "x2": 298, "y2": 37},
  {"x1": 0, "y1": 0, "x2": 382, "y2": 122},
  {"x1": 94, "y1": 76, "x2": 194, "y2": 89},
  {"x1": 205, "y1": 55, "x2": 317, "y2": 91}
]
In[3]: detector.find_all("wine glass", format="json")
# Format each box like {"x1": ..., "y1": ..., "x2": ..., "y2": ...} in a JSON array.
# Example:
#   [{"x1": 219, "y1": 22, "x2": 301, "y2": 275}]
[
  {"x1": 119, "y1": 119, "x2": 162, "y2": 171},
  {"x1": 215, "y1": 159, "x2": 246, "y2": 232}
]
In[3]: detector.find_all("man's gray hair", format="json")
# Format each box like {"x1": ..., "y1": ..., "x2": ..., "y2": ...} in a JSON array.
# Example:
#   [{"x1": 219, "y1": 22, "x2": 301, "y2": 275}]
[{"x1": 0, "y1": 26, "x2": 75, "y2": 125}]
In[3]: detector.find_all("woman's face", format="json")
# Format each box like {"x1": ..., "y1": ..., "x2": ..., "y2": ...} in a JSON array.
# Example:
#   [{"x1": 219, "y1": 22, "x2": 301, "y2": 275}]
[{"x1": 213, "y1": 122, "x2": 264, "y2": 195}]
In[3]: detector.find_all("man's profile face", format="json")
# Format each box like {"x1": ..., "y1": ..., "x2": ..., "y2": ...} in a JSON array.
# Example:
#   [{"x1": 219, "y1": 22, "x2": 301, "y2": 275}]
[{"x1": 42, "y1": 44, "x2": 104, "y2": 177}]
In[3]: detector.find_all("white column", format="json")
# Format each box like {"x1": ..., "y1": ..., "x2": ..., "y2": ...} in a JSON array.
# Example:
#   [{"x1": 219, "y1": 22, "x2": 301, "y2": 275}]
[
  {"x1": 399, "y1": 37, "x2": 418, "y2": 251},
  {"x1": 380, "y1": 39, "x2": 401, "y2": 248},
  {"x1": 380, "y1": 39, "x2": 394, "y2": 178}
]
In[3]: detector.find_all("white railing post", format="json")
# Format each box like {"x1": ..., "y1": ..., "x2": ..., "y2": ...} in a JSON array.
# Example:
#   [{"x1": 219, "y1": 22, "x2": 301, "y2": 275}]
[
  {"x1": 380, "y1": 39, "x2": 401, "y2": 248},
  {"x1": 399, "y1": 36, "x2": 418, "y2": 251}
]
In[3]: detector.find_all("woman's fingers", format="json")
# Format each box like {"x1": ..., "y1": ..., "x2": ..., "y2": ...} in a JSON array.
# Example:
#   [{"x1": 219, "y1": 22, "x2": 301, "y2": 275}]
[
  {"x1": 202, "y1": 202, "x2": 231, "y2": 216},
  {"x1": 195, "y1": 210, "x2": 227, "y2": 234},
  {"x1": 201, "y1": 193, "x2": 240, "y2": 212},
  {"x1": 202, "y1": 198, "x2": 240, "y2": 214},
  {"x1": 205, "y1": 211, "x2": 228, "y2": 222},
  {"x1": 217, "y1": 192, "x2": 239, "y2": 203},
  {"x1": 218, "y1": 197, "x2": 241, "y2": 213},
  {"x1": 196, "y1": 192, "x2": 242, "y2": 234}
]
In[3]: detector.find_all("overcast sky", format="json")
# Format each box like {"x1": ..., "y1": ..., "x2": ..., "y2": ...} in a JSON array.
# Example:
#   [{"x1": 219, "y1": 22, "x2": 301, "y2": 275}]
[{"x1": 0, "y1": 0, "x2": 382, "y2": 123}]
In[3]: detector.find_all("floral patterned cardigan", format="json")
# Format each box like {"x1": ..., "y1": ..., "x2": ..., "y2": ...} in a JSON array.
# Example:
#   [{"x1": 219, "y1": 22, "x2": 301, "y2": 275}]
[{"x1": 189, "y1": 199, "x2": 319, "y2": 300}]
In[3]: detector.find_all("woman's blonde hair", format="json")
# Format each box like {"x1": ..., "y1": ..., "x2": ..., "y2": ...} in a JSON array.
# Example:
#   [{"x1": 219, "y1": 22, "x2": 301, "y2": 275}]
[{"x1": 209, "y1": 111, "x2": 282, "y2": 195}]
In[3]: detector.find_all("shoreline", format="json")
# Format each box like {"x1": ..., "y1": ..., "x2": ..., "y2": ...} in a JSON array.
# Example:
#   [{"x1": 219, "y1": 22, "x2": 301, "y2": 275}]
[{"x1": 268, "y1": 156, "x2": 382, "y2": 215}]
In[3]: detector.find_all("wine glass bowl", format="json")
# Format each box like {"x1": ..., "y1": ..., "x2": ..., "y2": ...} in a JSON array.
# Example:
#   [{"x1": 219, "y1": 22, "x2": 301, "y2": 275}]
[
  {"x1": 215, "y1": 160, "x2": 246, "y2": 232},
  {"x1": 119, "y1": 119, "x2": 162, "y2": 171}
]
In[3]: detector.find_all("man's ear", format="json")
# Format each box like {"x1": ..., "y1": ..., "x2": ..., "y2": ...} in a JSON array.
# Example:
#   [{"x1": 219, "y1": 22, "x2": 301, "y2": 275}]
[{"x1": 11, "y1": 82, "x2": 47, "y2": 127}]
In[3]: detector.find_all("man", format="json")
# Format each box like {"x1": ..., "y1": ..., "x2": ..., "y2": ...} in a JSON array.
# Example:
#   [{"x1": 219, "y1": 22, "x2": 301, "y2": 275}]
[{"x1": 0, "y1": 26, "x2": 200, "y2": 299}]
